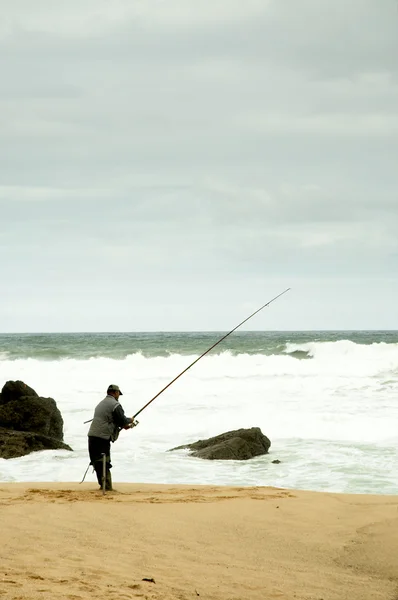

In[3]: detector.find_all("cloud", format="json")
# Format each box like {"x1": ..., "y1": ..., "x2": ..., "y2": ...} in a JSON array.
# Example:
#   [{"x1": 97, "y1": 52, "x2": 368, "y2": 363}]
[{"x1": 0, "y1": 0, "x2": 397, "y2": 330}]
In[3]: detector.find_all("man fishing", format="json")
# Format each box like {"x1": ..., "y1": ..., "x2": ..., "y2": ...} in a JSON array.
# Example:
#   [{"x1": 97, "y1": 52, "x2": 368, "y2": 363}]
[
  {"x1": 82, "y1": 289, "x2": 290, "y2": 492},
  {"x1": 87, "y1": 384, "x2": 134, "y2": 491}
]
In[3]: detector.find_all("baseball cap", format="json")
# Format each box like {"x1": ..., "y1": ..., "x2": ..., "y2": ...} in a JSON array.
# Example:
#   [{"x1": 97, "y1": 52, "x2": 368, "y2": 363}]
[{"x1": 107, "y1": 384, "x2": 123, "y2": 395}]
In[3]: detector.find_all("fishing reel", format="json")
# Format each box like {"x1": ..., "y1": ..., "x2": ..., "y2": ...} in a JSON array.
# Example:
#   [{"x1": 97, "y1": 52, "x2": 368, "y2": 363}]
[{"x1": 129, "y1": 419, "x2": 139, "y2": 429}]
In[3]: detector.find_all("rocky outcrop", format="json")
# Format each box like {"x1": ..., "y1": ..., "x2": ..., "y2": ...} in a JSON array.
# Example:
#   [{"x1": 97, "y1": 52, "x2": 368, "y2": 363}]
[
  {"x1": 0, "y1": 380, "x2": 72, "y2": 459},
  {"x1": 170, "y1": 427, "x2": 271, "y2": 460}
]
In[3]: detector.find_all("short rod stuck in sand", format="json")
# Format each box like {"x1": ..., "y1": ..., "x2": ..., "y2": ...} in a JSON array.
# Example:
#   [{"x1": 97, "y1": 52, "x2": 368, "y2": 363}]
[{"x1": 102, "y1": 453, "x2": 106, "y2": 496}]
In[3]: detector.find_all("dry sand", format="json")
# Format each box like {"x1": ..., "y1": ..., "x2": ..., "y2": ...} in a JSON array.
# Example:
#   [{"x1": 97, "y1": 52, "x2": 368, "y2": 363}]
[{"x1": 0, "y1": 482, "x2": 397, "y2": 600}]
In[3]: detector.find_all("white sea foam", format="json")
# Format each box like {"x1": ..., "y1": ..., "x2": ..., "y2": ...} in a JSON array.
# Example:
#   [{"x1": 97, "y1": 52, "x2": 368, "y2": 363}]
[{"x1": 0, "y1": 342, "x2": 397, "y2": 493}]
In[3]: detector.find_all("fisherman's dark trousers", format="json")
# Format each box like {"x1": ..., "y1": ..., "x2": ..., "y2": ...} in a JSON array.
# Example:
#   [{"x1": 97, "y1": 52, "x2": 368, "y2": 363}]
[{"x1": 88, "y1": 436, "x2": 112, "y2": 488}]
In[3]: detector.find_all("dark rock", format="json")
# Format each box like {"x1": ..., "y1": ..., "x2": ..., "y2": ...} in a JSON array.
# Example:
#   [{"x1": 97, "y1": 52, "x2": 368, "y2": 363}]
[
  {"x1": 0, "y1": 428, "x2": 72, "y2": 460},
  {"x1": 0, "y1": 380, "x2": 38, "y2": 405},
  {"x1": 0, "y1": 395, "x2": 64, "y2": 439},
  {"x1": 0, "y1": 380, "x2": 72, "y2": 459},
  {"x1": 272, "y1": 459, "x2": 281, "y2": 464},
  {"x1": 170, "y1": 427, "x2": 271, "y2": 460}
]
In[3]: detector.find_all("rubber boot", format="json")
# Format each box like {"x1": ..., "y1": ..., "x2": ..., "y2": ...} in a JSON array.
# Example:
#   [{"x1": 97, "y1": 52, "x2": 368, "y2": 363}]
[
  {"x1": 93, "y1": 460, "x2": 103, "y2": 487},
  {"x1": 105, "y1": 470, "x2": 113, "y2": 491}
]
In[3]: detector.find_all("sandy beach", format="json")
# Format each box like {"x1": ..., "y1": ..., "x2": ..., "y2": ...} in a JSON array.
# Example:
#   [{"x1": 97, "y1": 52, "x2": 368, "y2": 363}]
[{"x1": 0, "y1": 483, "x2": 397, "y2": 600}]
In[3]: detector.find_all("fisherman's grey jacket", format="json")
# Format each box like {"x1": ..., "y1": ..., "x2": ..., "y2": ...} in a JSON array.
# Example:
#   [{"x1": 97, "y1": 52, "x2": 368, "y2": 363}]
[{"x1": 88, "y1": 395, "x2": 132, "y2": 442}]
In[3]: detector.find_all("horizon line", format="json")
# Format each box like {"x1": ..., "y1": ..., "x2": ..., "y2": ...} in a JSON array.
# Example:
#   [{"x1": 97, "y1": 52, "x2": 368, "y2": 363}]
[{"x1": 0, "y1": 329, "x2": 397, "y2": 335}]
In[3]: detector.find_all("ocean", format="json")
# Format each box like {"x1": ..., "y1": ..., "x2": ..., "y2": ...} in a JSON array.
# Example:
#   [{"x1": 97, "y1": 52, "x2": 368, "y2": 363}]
[{"x1": 0, "y1": 331, "x2": 397, "y2": 494}]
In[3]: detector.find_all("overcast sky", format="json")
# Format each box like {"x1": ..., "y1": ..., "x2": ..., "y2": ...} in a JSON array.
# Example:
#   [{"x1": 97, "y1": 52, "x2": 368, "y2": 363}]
[{"x1": 0, "y1": 0, "x2": 397, "y2": 332}]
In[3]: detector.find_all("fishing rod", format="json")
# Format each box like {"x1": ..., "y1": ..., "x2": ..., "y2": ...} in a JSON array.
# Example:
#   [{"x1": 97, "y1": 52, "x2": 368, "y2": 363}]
[
  {"x1": 83, "y1": 288, "x2": 290, "y2": 425},
  {"x1": 133, "y1": 287, "x2": 290, "y2": 420}
]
